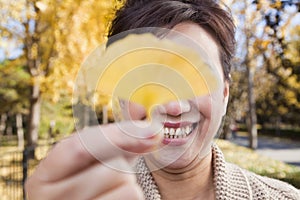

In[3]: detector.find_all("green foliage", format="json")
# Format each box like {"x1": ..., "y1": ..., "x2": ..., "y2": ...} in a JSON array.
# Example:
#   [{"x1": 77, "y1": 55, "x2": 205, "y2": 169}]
[
  {"x1": 0, "y1": 59, "x2": 30, "y2": 114},
  {"x1": 258, "y1": 126, "x2": 300, "y2": 140},
  {"x1": 39, "y1": 97, "x2": 74, "y2": 139},
  {"x1": 255, "y1": 25, "x2": 300, "y2": 126}
]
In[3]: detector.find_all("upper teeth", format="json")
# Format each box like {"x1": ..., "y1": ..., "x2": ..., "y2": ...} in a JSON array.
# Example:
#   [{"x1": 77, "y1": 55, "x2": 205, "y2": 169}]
[{"x1": 162, "y1": 125, "x2": 194, "y2": 139}]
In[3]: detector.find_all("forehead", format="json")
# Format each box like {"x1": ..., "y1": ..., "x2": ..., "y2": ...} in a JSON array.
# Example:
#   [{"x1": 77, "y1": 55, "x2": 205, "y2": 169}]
[{"x1": 167, "y1": 22, "x2": 223, "y2": 80}]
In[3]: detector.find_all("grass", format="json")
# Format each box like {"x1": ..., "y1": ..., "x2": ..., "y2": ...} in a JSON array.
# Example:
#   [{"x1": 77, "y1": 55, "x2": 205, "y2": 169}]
[{"x1": 216, "y1": 139, "x2": 300, "y2": 189}]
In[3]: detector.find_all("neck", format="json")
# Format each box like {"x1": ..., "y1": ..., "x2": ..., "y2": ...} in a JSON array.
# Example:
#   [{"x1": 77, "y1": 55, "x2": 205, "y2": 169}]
[{"x1": 148, "y1": 152, "x2": 215, "y2": 200}]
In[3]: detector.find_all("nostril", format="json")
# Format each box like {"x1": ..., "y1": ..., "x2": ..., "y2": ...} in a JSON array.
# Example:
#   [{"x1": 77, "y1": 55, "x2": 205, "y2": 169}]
[
  {"x1": 167, "y1": 105, "x2": 183, "y2": 116},
  {"x1": 140, "y1": 115, "x2": 147, "y2": 120}
]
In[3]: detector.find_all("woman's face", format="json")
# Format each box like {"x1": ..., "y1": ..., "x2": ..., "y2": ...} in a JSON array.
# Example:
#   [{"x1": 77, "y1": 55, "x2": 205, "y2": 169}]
[{"x1": 121, "y1": 22, "x2": 229, "y2": 170}]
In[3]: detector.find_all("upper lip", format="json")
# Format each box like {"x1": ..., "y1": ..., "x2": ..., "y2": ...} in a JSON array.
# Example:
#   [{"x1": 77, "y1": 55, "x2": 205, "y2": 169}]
[{"x1": 163, "y1": 121, "x2": 193, "y2": 128}]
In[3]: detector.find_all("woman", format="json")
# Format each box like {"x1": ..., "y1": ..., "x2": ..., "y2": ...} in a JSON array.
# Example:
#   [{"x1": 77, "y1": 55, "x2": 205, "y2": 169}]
[{"x1": 26, "y1": 0, "x2": 300, "y2": 199}]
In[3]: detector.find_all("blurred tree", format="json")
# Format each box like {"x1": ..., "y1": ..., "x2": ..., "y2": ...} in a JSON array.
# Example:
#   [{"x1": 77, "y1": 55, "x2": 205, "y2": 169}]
[
  {"x1": 229, "y1": 0, "x2": 261, "y2": 149},
  {"x1": 0, "y1": 0, "x2": 60, "y2": 151},
  {"x1": 0, "y1": 0, "x2": 118, "y2": 152},
  {"x1": 0, "y1": 58, "x2": 29, "y2": 147},
  {"x1": 0, "y1": 59, "x2": 29, "y2": 116},
  {"x1": 227, "y1": 0, "x2": 299, "y2": 148},
  {"x1": 54, "y1": 0, "x2": 119, "y2": 129},
  {"x1": 253, "y1": 1, "x2": 299, "y2": 129}
]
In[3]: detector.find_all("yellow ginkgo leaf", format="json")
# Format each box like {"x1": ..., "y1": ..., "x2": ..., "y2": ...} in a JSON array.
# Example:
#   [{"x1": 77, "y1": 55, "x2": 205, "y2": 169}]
[{"x1": 81, "y1": 33, "x2": 220, "y2": 117}]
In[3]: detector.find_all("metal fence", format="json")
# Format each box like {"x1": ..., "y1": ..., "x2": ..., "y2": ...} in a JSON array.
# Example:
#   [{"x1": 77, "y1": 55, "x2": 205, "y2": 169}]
[{"x1": 0, "y1": 142, "x2": 54, "y2": 200}]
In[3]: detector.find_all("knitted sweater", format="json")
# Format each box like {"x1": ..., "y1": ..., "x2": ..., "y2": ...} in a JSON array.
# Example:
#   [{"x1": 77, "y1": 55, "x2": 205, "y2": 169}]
[{"x1": 135, "y1": 144, "x2": 300, "y2": 200}]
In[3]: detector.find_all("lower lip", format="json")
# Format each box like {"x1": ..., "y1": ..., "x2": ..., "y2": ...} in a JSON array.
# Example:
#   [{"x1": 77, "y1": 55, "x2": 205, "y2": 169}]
[{"x1": 162, "y1": 126, "x2": 197, "y2": 146}]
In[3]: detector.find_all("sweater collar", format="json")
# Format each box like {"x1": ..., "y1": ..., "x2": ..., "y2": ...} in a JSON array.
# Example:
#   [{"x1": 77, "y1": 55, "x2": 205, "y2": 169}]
[
  {"x1": 135, "y1": 143, "x2": 252, "y2": 200},
  {"x1": 212, "y1": 143, "x2": 252, "y2": 199}
]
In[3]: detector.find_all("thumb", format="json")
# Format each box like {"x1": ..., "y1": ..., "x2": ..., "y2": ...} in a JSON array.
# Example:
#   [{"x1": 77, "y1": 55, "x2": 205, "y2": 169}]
[{"x1": 78, "y1": 120, "x2": 163, "y2": 162}]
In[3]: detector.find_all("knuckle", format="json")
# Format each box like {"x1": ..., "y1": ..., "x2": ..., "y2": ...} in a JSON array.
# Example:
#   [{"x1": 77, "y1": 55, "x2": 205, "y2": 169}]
[{"x1": 64, "y1": 136, "x2": 93, "y2": 161}]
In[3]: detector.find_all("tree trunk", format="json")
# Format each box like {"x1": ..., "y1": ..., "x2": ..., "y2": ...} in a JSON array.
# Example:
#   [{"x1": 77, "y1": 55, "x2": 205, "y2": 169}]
[
  {"x1": 246, "y1": 66, "x2": 258, "y2": 149},
  {"x1": 275, "y1": 115, "x2": 281, "y2": 136},
  {"x1": 16, "y1": 113, "x2": 24, "y2": 149},
  {"x1": 83, "y1": 104, "x2": 90, "y2": 128},
  {"x1": 26, "y1": 79, "x2": 41, "y2": 148},
  {"x1": 23, "y1": 0, "x2": 41, "y2": 159},
  {"x1": 102, "y1": 105, "x2": 108, "y2": 124},
  {"x1": 219, "y1": 115, "x2": 231, "y2": 140},
  {"x1": 6, "y1": 113, "x2": 12, "y2": 137},
  {"x1": 0, "y1": 113, "x2": 7, "y2": 136}
]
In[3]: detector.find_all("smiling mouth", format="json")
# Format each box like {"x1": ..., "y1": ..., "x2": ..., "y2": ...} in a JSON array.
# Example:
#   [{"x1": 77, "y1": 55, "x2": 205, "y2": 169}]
[{"x1": 162, "y1": 123, "x2": 197, "y2": 139}]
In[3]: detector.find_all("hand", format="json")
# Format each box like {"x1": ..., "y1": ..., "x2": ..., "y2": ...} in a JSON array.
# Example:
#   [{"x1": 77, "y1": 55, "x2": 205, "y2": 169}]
[{"x1": 25, "y1": 121, "x2": 161, "y2": 200}]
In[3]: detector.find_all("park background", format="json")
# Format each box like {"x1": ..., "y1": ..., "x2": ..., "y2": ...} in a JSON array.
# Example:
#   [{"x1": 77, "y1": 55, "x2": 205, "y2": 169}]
[{"x1": 0, "y1": 0, "x2": 299, "y2": 199}]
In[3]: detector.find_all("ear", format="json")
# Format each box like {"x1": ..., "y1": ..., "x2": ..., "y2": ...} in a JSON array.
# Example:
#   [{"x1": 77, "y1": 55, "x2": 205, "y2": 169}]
[{"x1": 221, "y1": 81, "x2": 230, "y2": 116}]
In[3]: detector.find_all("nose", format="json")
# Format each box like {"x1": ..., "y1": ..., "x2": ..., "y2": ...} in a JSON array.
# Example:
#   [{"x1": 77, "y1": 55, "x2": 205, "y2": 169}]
[{"x1": 158, "y1": 100, "x2": 191, "y2": 116}]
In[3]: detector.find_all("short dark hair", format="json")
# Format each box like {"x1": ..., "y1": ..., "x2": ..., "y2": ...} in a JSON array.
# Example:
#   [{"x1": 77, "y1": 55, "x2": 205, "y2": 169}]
[{"x1": 108, "y1": 0, "x2": 236, "y2": 81}]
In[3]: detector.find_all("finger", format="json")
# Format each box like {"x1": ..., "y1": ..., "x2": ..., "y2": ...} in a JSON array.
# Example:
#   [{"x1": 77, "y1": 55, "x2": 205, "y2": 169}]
[
  {"x1": 30, "y1": 121, "x2": 162, "y2": 182},
  {"x1": 79, "y1": 121, "x2": 163, "y2": 159},
  {"x1": 27, "y1": 157, "x2": 137, "y2": 200}
]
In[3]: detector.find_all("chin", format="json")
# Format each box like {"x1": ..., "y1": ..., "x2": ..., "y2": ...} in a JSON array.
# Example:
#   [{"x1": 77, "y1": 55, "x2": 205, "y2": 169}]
[
  {"x1": 164, "y1": 157, "x2": 194, "y2": 170},
  {"x1": 145, "y1": 146, "x2": 198, "y2": 170}
]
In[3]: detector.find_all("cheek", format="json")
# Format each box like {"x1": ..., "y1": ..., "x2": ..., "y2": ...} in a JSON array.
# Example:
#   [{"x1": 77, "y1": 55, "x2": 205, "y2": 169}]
[
  {"x1": 192, "y1": 95, "x2": 212, "y2": 118},
  {"x1": 192, "y1": 89, "x2": 225, "y2": 120}
]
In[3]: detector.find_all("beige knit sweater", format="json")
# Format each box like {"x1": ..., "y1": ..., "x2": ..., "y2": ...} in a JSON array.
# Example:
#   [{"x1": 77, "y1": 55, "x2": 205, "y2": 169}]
[{"x1": 135, "y1": 144, "x2": 300, "y2": 200}]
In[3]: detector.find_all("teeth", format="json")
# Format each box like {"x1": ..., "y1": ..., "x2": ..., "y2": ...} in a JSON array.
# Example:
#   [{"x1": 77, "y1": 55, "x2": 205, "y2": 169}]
[
  {"x1": 164, "y1": 128, "x2": 169, "y2": 134},
  {"x1": 169, "y1": 128, "x2": 175, "y2": 135},
  {"x1": 185, "y1": 126, "x2": 191, "y2": 134},
  {"x1": 175, "y1": 128, "x2": 181, "y2": 136},
  {"x1": 163, "y1": 124, "x2": 195, "y2": 139}
]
